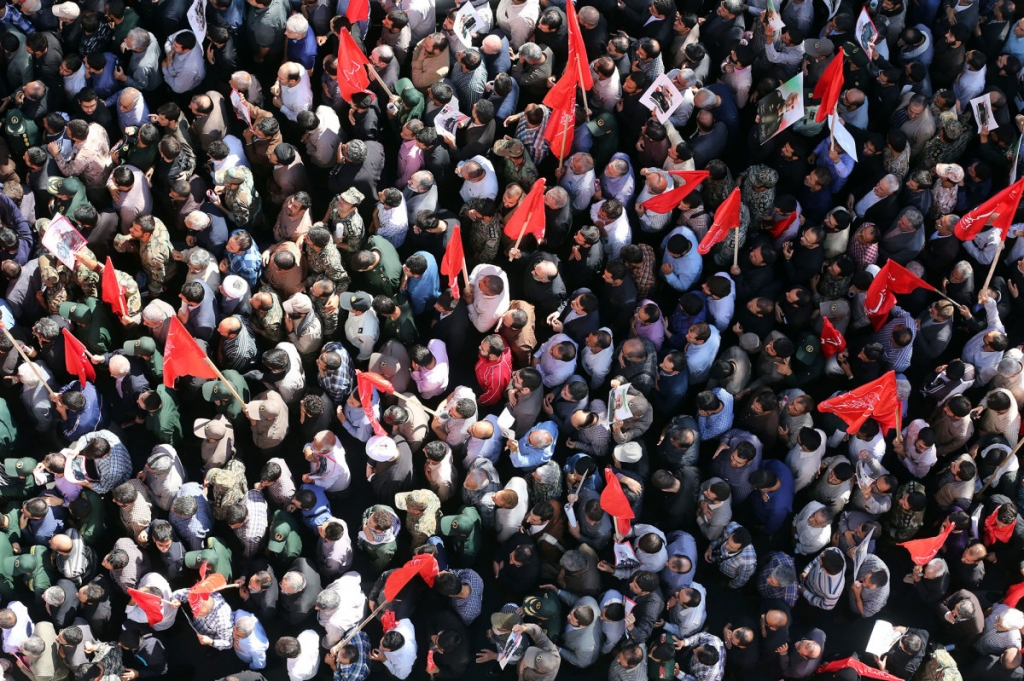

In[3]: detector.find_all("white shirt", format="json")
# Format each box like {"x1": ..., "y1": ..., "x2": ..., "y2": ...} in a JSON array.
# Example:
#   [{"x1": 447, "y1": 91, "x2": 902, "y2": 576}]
[
  {"x1": 162, "y1": 31, "x2": 206, "y2": 93},
  {"x1": 793, "y1": 501, "x2": 832, "y2": 555},
  {"x1": 582, "y1": 327, "x2": 615, "y2": 389},
  {"x1": 900, "y1": 418, "x2": 938, "y2": 478},
  {"x1": 785, "y1": 428, "x2": 826, "y2": 491},
  {"x1": 307, "y1": 439, "x2": 351, "y2": 493},
  {"x1": 706, "y1": 272, "x2": 736, "y2": 332},
  {"x1": 411, "y1": 338, "x2": 450, "y2": 399},
  {"x1": 63, "y1": 64, "x2": 87, "y2": 99},
  {"x1": 535, "y1": 333, "x2": 578, "y2": 387},
  {"x1": 287, "y1": 630, "x2": 321, "y2": 681},
  {"x1": 345, "y1": 310, "x2": 380, "y2": 361},
  {"x1": 495, "y1": 0, "x2": 539, "y2": 49},
  {"x1": 210, "y1": 135, "x2": 251, "y2": 181},
  {"x1": 319, "y1": 573, "x2": 366, "y2": 647},
  {"x1": 495, "y1": 477, "x2": 529, "y2": 541},
  {"x1": 384, "y1": 619, "x2": 418, "y2": 679},
  {"x1": 599, "y1": 590, "x2": 626, "y2": 654},
  {"x1": 1, "y1": 602, "x2": 31, "y2": 654},
  {"x1": 458, "y1": 155, "x2": 498, "y2": 201},
  {"x1": 319, "y1": 518, "x2": 354, "y2": 574},
  {"x1": 468, "y1": 264, "x2": 511, "y2": 332},
  {"x1": 279, "y1": 71, "x2": 314, "y2": 122},
  {"x1": 274, "y1": 342, "x2": 306, "y2": 403},
  {"x1": 591, "y1": 200, "x2": 631, "y2": 260},
  {"x1": 964, "y1": 297, "x2": 1005, "y2": 384},
  {"x1": 125, "y1": 573, "x2": 177, "y2": 631}
]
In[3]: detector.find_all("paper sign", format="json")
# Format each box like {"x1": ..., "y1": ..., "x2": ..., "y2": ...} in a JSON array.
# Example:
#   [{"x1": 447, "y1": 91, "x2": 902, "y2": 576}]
[
  {"x1": 766, "y1": 0, "x2": 785, "y2": 32},
  {"x1": 639, "y1": 74, "x2": 684, "y2": 124},
  {"x1": 758, "y1": 72, "x2": 804, "y2": 143},
  {"x1": 187, "y1": 0, "x2": 207, "y2": 43},
  {"x1": 453, "y1": 1, "x2": 483, "y2": 45},
  {"x1": 229, "y1": 88, "x2": 253, "y2": 130},
  {"x1": 41, "y1": 215, "x2": 88, "y2": 269},
  {"x1": 823, "y1": 0, "x2": 842, "y2": 19},
  {"x1": 865, "y1": 620, "x2": 901, "y2": 656},
  {"x1": 608, "y1": 383, "x2": 632, "y2": 422},
  {"x1": 829, "y1": 113, "x2": 859, "y2": 162},
  {"x1": 852, "y1": 526, "x2": 874, "y2": 577},
  {"x1": 970, "y1": 93, "x2": 998, "y2": 133},
  {"x1": 855, "y1": 8, "x2": 878, "y2": 54},
  {"x1": 434, "y1": 102, "x2": 469, "y2": 139},
  {"x1": 623, "y1": 596, "x2": 636, "y2": 616},
  {"x1": 497, "y1": 409, "x2": 516, "y2": 440},
  {"x1": 497, "y1": 631, "x2": 521, "y2": 669}
]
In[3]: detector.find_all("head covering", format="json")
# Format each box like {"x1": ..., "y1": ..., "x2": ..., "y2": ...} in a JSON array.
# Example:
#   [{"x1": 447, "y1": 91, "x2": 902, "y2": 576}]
[
  {"x1": 366, "y1": 434, "x2": 398, "y2": 462},
  {"x1": 935, "y1": 163, "x2": 964, "y2": 183},
  {"x1": 221, "y1": 275, "x2": 248, "y2": 300}
]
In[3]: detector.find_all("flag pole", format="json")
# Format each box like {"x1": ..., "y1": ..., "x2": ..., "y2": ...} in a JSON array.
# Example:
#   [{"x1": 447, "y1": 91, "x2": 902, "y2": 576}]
[
  {"x1": 574, "y1": 58, "x2": 590, "y2": 120},
  {"x1": 732, "y1": 225, "x2": 740, "y2": 269},
  {"x1": 391, "y1": 391, "x2": 439, "y2": 417},
  {"x1": 982, "y1": 240, "x2": 1004, "y2": 292},
  {"x1": 513, "y1": 206, "x2": 538, "y2": 251},
  {"x1": 367, "y1": 63, "x2": 393, "y2": 96},
  {"x1": 461, "y1": 259, "x2": 470, "y2": 289},
  {"x1": 0, "y1": 326, "x2": 56, "y2": 397},
  {"x1": 202, "y1": 357, "x2": 249, "y2": 410},
  {"x1": 338, "y1": 600, "x2": 389, "y2": 648}
]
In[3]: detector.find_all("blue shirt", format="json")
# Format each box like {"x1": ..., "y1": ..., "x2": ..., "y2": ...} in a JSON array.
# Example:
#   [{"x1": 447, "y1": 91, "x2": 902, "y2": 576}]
[
  {"x1": 406, "y1": 251, "x2": 441, "y2": 315},
  {"x1": 227, "y1": 230, "x2": 262, "y2": 288},
  {"x1": 697, "y1": 388, "x2": 732, "y2": 441},
  {"x1": 211, "y1": 0, "x2": 245, "y2": 31},
  {"x1": 297, "y1": 483, "x2": 333, "y2": 530},
  {"x1": 170, "y1": 482, "x2": 214, "y2": 551},
  {"x1": 564, "y1": 454, "x2": 602, "y2": 493},
  {"x1": 59, "y1": 381, "x2": 107, "y2": 441},
  {"x1": 750, "y1": 459, "x2": 794, "y2": 535},
  {"x1": 90, "y1": 54, "x2": 121, "y2": 102},
  {"x1": 232, "y1": 609, "x2": 269, "y2": 669},
  {"x1": 287, "y1": 30, "x2": 318, "y2": 70},
  {"x1": 510, "y1": 421, "x2": 558, "y2": 469},
  {"x1": 651, "y1": 368, "x2": 688, "y2": 415}
]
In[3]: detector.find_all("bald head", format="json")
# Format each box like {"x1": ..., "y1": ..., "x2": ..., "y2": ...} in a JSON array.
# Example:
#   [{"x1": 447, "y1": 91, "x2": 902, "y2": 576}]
[
  {"x1": 108, "y1": 355, "x2": 131, "y2": 378},
  {"x1": 481, "y1": 35, "x2": 503, "y2": 54},
  {"x1": 49, "y1": 534, "x2": 73, "y2": 554},
  {"x1": 578, "y1": 6, "x2": 599, "y2": 26}
]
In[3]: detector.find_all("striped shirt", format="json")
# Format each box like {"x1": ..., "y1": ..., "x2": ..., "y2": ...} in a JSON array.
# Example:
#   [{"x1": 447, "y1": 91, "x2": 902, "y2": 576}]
[
  {"x1": 801, "y1": 547, "x2": 845, "y2": 610},
  {"x1": 170, "y1": 482, "x2": 214, "y2": 551}
]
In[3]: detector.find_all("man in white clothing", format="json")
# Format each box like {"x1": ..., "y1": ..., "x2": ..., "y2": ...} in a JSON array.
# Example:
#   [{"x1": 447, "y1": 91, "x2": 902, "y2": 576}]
[
  {"x1": 962, "y1": 289, "x2": 1007, "y2": 384},
  {"x1": 316, "y1": 573, "x2": 366, "y2": 648},
  {"x1": 466, "y1": 265, "x2": 511, "y2": 333},
  {"x1": 0, "y1": 602, "x2": 33, "y2": 654},
  {"x1": 457, "y1": 156, "x2": 498, "y2": 201},
  {"x1": 161, "y1": 30, "x2": 205, "y2": 93},
  {"x1": 372, "y1": 618, "x2": 417, "y2": 679},
  {"x1": 303, "y1": 430, "x2": 350, "y2": 493},
  {"x1": 410, "y1": 339, "x2": 450, "y2": 399},
  {"x1": 495, "y1": 0, "x2": 539, "y2": 49},
  {"x1": 272, "y1": 63, "x2": 313, "y2": 122},
  {"x1": 277, "y1": 629, "x2": 321, "y2": 681}
]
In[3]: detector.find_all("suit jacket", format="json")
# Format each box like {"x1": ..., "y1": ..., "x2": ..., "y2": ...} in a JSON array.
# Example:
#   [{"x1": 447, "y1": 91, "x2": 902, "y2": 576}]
[
  {"x1": 557, "y1": 595, "x2": 601, "y2": 668},
  {"x1": 501, "y1": 300, "x2": 538, "y2": 368},
  {"x1": 433, "y1": 303, "x2": 472, "y2": 360},
  {"x1": 190, "y1": 90, "x2": 230, "y2": 151},
  {"x1": 278, "y1": 557, "x2": 321, "y2": 626},
  {"x1": 878, "y1": 225, "x2": 925, "y2": 265}
]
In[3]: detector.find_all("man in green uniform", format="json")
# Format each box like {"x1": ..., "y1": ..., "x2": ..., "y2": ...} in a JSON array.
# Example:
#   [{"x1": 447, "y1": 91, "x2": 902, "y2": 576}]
[
  {"x1": 266, "y1": 509, "x2": 303, "y2": 569},
  {"x1": 122, "y1": 336, "x2": 163, "y2": 384},
  {"x1": 352, "y1": 236, "x2": 403, "y2": 298},
  {"x1": 61, "y1": 300, "x2": 114, "y2": 355},
  {"x1": 184, "y1": 536, "x2": 234, "y2": 581},
  {"x1": 138, "y1": 386, "x2": 182, "y2": 446},
  {"x1": 440, "y1": 506, "x2": 482, "y2": 568},
  {"x1": 201, "y1": 371, "x2": 251, "y2": 423}
]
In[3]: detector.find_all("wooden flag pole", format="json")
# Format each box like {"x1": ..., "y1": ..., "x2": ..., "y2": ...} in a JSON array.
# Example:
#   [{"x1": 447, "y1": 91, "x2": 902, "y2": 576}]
[
  {"x1": 367, "y1": 63, "x2": 393, "y2": 96},
  {"x1": 0, "y1": 326, "x2": 56, "y2": 397},
  {"x1": 574, "y1": 58, "x2": 590, "y2": 120},
  {"x1": 982, "y1": 240, "x2": 1004, "y2": 292},
  {"x1": 732, "y1": 225, "x2": 741, "y2": 269},
  {"x1": 514, "y1": 206, "x2": 538, "y2": 251},
  {"x1": 203, "y1": 357, "x2": 248, "y2": 410},
  {"x1": 392, "y1": 391, "x2": 439, "y2": 417},
  {"x1": 461, "y1": 259, "x2": 471, "y2": 289},
  {"x1": 338, "y1": 601, "x2": 389, "y2": 648}
]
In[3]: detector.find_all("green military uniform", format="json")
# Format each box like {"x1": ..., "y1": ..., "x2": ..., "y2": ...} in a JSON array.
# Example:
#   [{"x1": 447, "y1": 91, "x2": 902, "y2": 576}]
[
  {"x1": 0, "y1": 399, "x2": 21, "y2": 452},
  {"x1": 110, "y1": 7, "x2": 140, "y2": 47},
  {"x1": 46, "y1": 176, "x2": 88, "y2": 218},
  {"x1": 266, "y1": 509, "x2": 303, "y2": 567},
  {"x1": 381, "y1": 294, "x2": 418, "y2": 345},
  {"x1": 648, "y1": 633, "x2": 676, "y2": 680},
  {"x1": 358, "y1": 236, "x2": 403, "y2": 298},
  {"x1": 4, "y1": 109, "x2": 38, "y2": 157},
  {"x1": 0, "y1": 456, "x2": 34, "y2": 502},
  {"x1": 201, "y1": 371, "x2": 251, "y2": 423},
  {"x1": 522, "y1": 590, "x2": 563, "y2": 642},
  {"x1": 60, "y1": 299, "x2": 113, "y2": 355},
  {"x1": 439, "y1": 506, "x2": 482, "y2": 568},
  {"x1": 785, "y1": 332, "x2": 824, "y2": 389},
  {"x1": 123, "y1": 337, "x2": 163, "y2": 384},
  {"x1": 147, "y1": 385, "x2": 182, "y2": 446},
  {"x1": 4, "y1": 547, "x2": 56, "y2": 604},
  {"x1": 0, "y1": 532, "x2": 17, "y2": 599},
  {"x1": 71, "y1": 489, "x2": 107, "y2": 545},
  {"x1": 184, "y1": 537, "x2": 234, "y2": 581},
  {"x1": 358, "y1": 505, "x2": 398, "y2": 573}
]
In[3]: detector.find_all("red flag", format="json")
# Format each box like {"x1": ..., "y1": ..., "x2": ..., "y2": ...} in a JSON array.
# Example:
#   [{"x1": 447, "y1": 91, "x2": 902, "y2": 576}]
[
  {"x1": 337, "y1": 29, "x2": 371, "y2": 102},
  {"x1": 440, "y1": 225, "x2": 465, "y2": 299},
  {"x1": 698, "y1": 187, "x2": 741, "y2": 255},
  {"x1": 381, "y1": 610, "x2": 398, "y2": 632},
  {"x1": 187, "y1": 570, "x2": 227, "y2": 612},
  {"x1": 1004, "y1": 581, "x2": 1024, "y2": 607},
  {"x1": 600, "y1": 468, "x2": 634, "y2": 536},
  {"x1": 383, "y1": 554, "x2": 439, "y2": 602},
  {"x1": 345, "y1": 0, "x2": 368, "y2": 23},
  {"x1": 898, "y1": 522, "x2": 955, "y2": 565},
  {"x1": 127, "y1": 588, "x2": 165, "y2": 627},
  {"x1": 62, "y1": 328, "x2": 96, "y2": 386},
  {"x1": 640, "y1": 171, "x2": 710, "y2": 213},
  {"x1": 818, "y1": 370, "x2": 901, "y2": 435},
  {"x1": 543, "y1": 74, "x2": 577, "y2": 160},
  {"x1": 101, "y1": 257, "x2": 128, "y2": 318},
  {"x1": 813, "y1": 47, "x2": 845, "y2": 123},
  {"x1": 164, "y1": 316, "x2": 219, "y2": 388},
  {"x1": 864, "y1": 260, "x2": 936, "y2": 331},
  {"x1": 818, "y1": 658, "x2": 906, "y2": 681},
  {"x1": 502, "y1": 178, "x2": 547, "y2": 243},
  {"x1": 819, "y1": 317, "x2": 846, "y2": 359},
  {"x1": 355, "y1": 370, "x2": 386, "y2": 437},
  {"x1": 564, "y1": 0, "x2": 593, "y2": 90},
  {"x1": 359, "y1": 371, "x2": 395, "y2": 394},
  {"x1": 954, "y1": 176, "x2": 1024, "y2": 241}
]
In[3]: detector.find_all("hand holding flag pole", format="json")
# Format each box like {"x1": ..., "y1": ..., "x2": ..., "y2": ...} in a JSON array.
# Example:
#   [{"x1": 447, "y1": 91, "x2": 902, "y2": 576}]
[
  {"x1": 982, "y1": 241, "x2": 1004, "y2": 293},
  {"x1": 0, "y1": 325, "x2": 55, "y2": 397}
]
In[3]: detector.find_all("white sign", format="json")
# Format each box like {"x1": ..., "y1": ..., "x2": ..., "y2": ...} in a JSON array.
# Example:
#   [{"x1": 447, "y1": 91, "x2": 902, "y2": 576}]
[
  {"x1": 607, "y1": 383, "x2": 633, "y2": 422},
  {"x1": 229, "y1": 88, "x2": 253, "y2": 130},
  {"x1": 434, "y1": 102, "x2": 468, "y2": 139},
  {"x1": 187, "y1": 0, "x2": 207, "y2": 44},
  {"x1": 970, "y1": 93, "x2": 998, "y2": 133},
  {"x1": 828, "y1": 113, "x2": 859, "y2": 162},
  {"x1": 41, "y1": 215, "x2": 88, "y2": 269},
  {"x1": 639, "y1": 74, "x2": 684, "y2": 124},
  {"x1": 766, "y1": 0, "x2": 785, "y2": 32},
  {"x1": 855, "y1": 7, "x2": 878, "y2": 54},
  {"x1": 453, "y1": 1, "x2": 484, "y2": 45}
]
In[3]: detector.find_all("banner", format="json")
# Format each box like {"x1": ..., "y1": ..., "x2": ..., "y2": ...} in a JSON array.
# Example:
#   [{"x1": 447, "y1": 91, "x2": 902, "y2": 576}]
[
  {"x1": 187, "y1": 0, "x2": 207, "y2": 43},
  {"x1": 41, "y1": 215, "x2": 88, "y2": 269}
]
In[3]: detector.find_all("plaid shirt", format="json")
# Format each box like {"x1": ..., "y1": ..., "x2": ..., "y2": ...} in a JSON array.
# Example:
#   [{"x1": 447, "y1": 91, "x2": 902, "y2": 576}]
[
  {"x1": 757, "y1": 551, "x2": 798, "y2": 606},
  {"x1": 449, "y1": 569, "x2": 484, "y2": 625},
  {"x1": 226, "y1": 231, "x2": 262, "y2": 288},
  {"x1": 575, "y1": 399, "x2": 611, "y2": 457},
  {"x1": 118, "y1": 478, "x2": 153, "y2": 537},
  {"x1": 709, "y1": 522, "x2": 757, "y2": 588},
  {"x1": 335, "y1": 631, "x2": 371, "y2": 681},
  {"x1": 234, "y1": 490, "x2": 269, "y2": 558},
  {"x1": 170, "y1": 482, "x2": 214, "y2": 551},
  {"x1": 319, "y1": 342, "x2": 355, "y2": 403},
  {"x1": 515, "y1": 113, "x2": 550, "y2": 165},
  {"x1": 74, "y1": 431, "x2": 132, "y2": 494},
  {"x1": 680, "y1": 633, "x2": 726, "y2": 681},
  {"x1": 625, "y1": 244, "x2": 657, "y2": 300},
  {"x1": 847, "y1": 235, "x2": 878, "y2": 270},
  {"x1": 171, "y1": 590, "x2": 234, "y2": 649}
]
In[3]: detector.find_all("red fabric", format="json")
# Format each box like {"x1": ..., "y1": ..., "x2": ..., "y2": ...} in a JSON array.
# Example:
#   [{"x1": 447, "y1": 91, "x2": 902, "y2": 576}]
[
  {"x1": 359, "y1": 371, "x2": 395, "y2": 394},
  {"x1": 813, "y1": 47, "x2": 845, "y2": 123},
  {"x1": 336, "y1": 29, "x2": 371, "y2": 102},
  {"x1": 954, "y1": 177, "x2": 1024, "y2": 241},
  {"x1": 768, "y1": 212, "x2": 798, "y2": 239},
  {"x1": 127, "y1": 588, "x2": 165, "y2": 627},
  {"x1": 1003, "y1": 581, "x2": 1024, "y2": 607},
  {"x1": 984, "y1": 509, "x2": 1016, "y2": 546},
  {"x1": 698, "y1": 187, "x2": 741, "y2": 255},
  {"x1": 164, "y1": 316, "x2": 219, "y2": 388},
  {"x1": 502, "y1": 178, "x2": 547, "y2": 242},
  {"x1": 62, "y1": 328, "x2": 96, "y2": 386},
  {"x1": 600, "y1": 468, "x2": 634, "y2": 536},
  {"x1": 440, "y1": 224, "x2": 465, "y2": 299},
  {"x1": 898, "y1": 522, "x2": 955, "y2": 565},
  {"x1": 817, "y1": 658, "x2": 905, "y2": 681},
  {"x1": 475, "y1": 346, "x2": 513, "y2": 406},
  {"x1": 101, "y1": 257, "x2": 127, "y2": 318},
  {"x1": 381, "y1": 610, "x2": 398, "y2": 632},
  {"x1": 355, "y1": 371, "x2": 386, "y2": 437},
  {"x1": 345, "y1": 0, "x2": 368, "y2": 23},
  {"x1": 819, "y1": 317, "x2": 846, "y2": 358},
  {"x1": 864, "y1": 260, "x2": 936, "y2": 331},
  {"x1": 188, "y1": 571, "x2": 227, "y2": 612},
  {"x1": 383, "y1": 554, "x2": 439, "y2": 602},
  {"x1": 639, "y1": 171, "x2": 710, "y2": 213},
  {"x1": 542, "y1": 74, "x2": 576, "y2": 160},
  {"x1": 564, "y1": 0, "x2": 593, "y2": 90},
  {"x1": 818, "y1": 370, "x2": 901, "y2": 434}
]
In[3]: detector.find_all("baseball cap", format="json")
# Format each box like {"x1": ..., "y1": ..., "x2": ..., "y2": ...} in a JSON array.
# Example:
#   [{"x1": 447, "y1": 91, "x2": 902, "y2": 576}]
[
  {"x1": 46, "y1": 176, "x2": 82, "y2": 196},
  {"x1": 201, "y1": 380, "x2": 230, "y2": 402},
  {"x1": 123, "y1": 337, "x2": 157, "y2": 357},
  {"x1": 59, "y1": 302, "x2": 92, "y2": 324},
  {"x1": 440, "y1": 509, "x2": 477, "y2": 538},
  {"x1": 340, "y1": 292, "x2": 372, "y2": 312},
  {"x1": 193, "y1": 418, "x2": 227, "y2": 440},
  {"x1": 493, "y1": 137, "x2": 525, "y2": 158},
  {"x1": 803, "y1": 38, "x2": 834, "y2": 58},
  {"x1": 51, "y1": 1, "x2": 80, "y2": 19},
  {"x1": 183, "y1": 550, "x2": 209, "y2": 569},
  {"x1": 282, "y1": 293, "x2": 312, "y2": 315},
  {"x1": 247, "y1": 398, "x2": 282, "y2": 421},
  {"x1": 339, "y1": 188, "x2": 365, "y2": 205},
  {"x1": 4, "y1": 457, "x2": 34, "y2": 478},
  {"x1": 3, "y1": 554, "x2": 37, "y2": 575},
  {"x1": 490, "y1": 612, "x2": 521, "y2": 631},
  {"x1": 267, "y1": 517, "x2": 293, "y2": 552}
]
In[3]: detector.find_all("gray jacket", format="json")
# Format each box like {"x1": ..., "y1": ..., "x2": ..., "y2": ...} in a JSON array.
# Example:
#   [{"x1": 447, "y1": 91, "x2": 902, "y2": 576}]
[{"x1": 555, "y1": 594, "x2": 602, "y2": 668}]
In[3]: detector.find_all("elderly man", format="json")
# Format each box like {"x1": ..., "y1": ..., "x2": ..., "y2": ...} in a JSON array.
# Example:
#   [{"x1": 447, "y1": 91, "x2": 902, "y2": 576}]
[
  {"x1": 48, "y1": 119, "x2": 112, "y2": 203},
  {"x1": 115, "y1": 28, "x2": 163, "y2": 91},
  {"x1": 232, "y1": 610, "x2": 270, "y2": 670},
  {"x1": 272, "y1": 62, "x2": 313, "y2": 122},
  {"x1": 509, "y1": 421, "x2": 558, "y2": 470}
]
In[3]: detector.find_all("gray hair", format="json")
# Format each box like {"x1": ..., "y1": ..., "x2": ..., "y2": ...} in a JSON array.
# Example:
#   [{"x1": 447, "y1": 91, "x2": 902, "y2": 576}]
[
  {"x1": 282, "y1": 571, "x2": 306, "y2": 591},
  {"x1": 902, "y1": 207, "x2": 924, "y2": 229},
  {"x1": 21, "y1": 636, "x2": 45, "y2": 657},
  {"x1": 693, "y1": 88, "x2": 717, "y2": 109},
  {"x1": 142, "y1": 302, "x2": 170, "y2": 322},
  {"x1": 773, "y1": 563, "x2": 797, "y2": 586},
  {"x1": 675, "y1": 68, "x2": 697, "y2": 89},
  {"x1": 953, "y1": 260, "x2": 973, "y2": 278},
  {"x1": 546, "y1": 187, "x2": 568, "y2": 208},
  {"x1": 316, "y1": 589, "x2": 342, "y2": 610},
  {"x1": 185, "y1": 210, "x2": 211, "y2": 230},
  {"x1": 373, "y1": 45, "x2": 394, "y2": 62},
  {"x1": 230, "y1": 71, "x2": 253, "y2": 89},
  {"x1": 880, "y1": 174, "x2": 901, "y2": 193},
  {"x1": 285, "y1": 13, "x2": 308, "y2": 35},
  {"x1": 560, "y1": 550, "x2": 587, "y2": 572},
  {"x1": 411, "y1": 170, "x2": 434, "y2": 192},
  {"x1": 43, "y1": 586, "x2": 65, "y2": 607},
  {"x1": 126, "y1": 28, "x2": 151, "y2": 50},
  {"x1": 519, "y1": 43, "x2": 543, "y2": 62},
  {"x1": 235, "y1": 616, "x2": 257, "y2": 636},
  {"x1": 188, "y1": 249, "x2": 211, "y2": 270}
]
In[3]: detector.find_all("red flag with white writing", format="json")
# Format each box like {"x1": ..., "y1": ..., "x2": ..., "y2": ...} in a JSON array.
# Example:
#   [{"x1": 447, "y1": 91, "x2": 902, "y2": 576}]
[
  {"x1": 337, "y1": 28, "x2": 371, "y2": 102},
  {"x1": 818, "y1": 370, "x2": 901, "y2": 435},
  {"x1": 564, "y1": 0, "x2": 594, "y2": 90},
  {"x1": 864, "y1": 260, "x2": 935, "y2": 331},
  {"x1": 503, "y1": 178, "x2": 547, "y2": 243},
  {"x1": 543, "y1": 73, "x2": 577, "y2": 160},
  {"x1": 954, "y1": 176, "x2": 1024, "y2": 241},
  {"x1": 819, "y1": 317, "x2": 846, "y2": 358},
  {"x1": 101, "y1": 257, "x2": 128, "y2": 318}
]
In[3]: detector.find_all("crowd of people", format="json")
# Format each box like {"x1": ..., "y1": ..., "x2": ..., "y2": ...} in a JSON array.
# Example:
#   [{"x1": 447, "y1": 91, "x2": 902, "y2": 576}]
[{"x1": 0, "y1": 0, "x2": 1022, "y2": 678}]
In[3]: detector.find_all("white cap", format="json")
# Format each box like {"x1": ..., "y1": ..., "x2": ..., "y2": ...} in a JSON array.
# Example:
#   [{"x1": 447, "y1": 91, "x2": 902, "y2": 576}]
[{"x1": 366, "y1": 435, "x2": 398, "y2": 462}]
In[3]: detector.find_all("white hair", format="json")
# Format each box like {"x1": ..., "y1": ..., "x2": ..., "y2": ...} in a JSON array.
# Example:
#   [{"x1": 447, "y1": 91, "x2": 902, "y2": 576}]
[
  {"x1": 185, "y1": 210, "x2": 211, "y2": 230},
  {"x1": 1000, "y1": 608, "x2": 1024, "y2": 631},
  {"x1": 285, "y1": 13, "x2": 308, "y2": 36}
]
